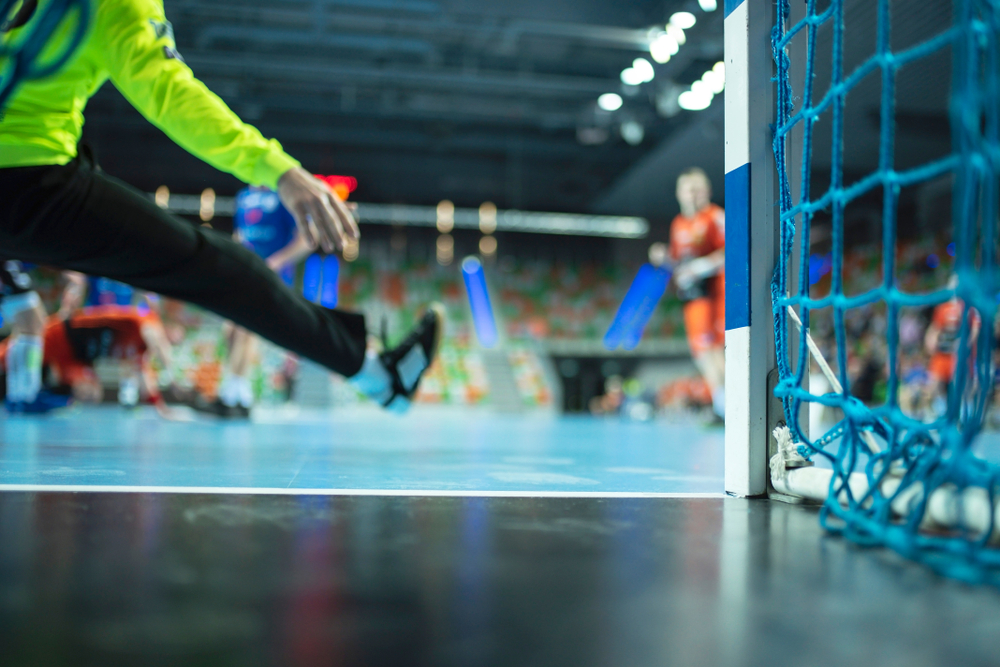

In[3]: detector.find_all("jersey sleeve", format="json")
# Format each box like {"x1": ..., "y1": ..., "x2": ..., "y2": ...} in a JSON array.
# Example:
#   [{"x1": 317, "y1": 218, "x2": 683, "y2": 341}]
[{"x1": 96, "y1": 0, "x2": 301, "y2": 190}]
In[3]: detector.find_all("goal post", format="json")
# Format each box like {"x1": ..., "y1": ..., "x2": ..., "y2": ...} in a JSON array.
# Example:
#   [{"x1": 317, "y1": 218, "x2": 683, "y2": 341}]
[
  {"x1": 724, "y1": 0, "x2": 808, "y2": 498},
  {"x1": 723, "y1": 0, "x2": 779, "y2": 498}
]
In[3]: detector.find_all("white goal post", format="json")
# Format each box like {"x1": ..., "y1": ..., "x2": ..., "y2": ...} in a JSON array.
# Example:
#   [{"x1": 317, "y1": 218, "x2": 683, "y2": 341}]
[{"x1": 723, "y1": 0, "x2": 778, "y2": 497}]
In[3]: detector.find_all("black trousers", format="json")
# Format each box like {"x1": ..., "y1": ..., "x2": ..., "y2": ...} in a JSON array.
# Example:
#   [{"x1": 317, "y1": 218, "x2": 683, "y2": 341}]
[{"x1": 0, "y1": 154, "x2": 367, "y2": 378}]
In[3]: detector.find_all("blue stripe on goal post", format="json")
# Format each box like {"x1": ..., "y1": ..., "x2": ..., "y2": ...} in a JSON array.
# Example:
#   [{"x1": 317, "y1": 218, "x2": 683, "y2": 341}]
[{"x1": 725, "y1": 163, "x2": 750, "y2": 331}]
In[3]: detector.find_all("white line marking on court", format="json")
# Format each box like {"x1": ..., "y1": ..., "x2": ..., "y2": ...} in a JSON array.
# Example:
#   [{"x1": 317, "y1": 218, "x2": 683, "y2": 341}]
[{"x1": 0, "y1": 485, "x2": 725, "y2": 499}]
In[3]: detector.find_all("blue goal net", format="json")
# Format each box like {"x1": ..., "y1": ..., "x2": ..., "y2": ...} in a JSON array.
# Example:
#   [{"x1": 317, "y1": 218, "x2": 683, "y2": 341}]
[{"x1": 771, "y1": 0, "x2": 1000, "y2": 582}]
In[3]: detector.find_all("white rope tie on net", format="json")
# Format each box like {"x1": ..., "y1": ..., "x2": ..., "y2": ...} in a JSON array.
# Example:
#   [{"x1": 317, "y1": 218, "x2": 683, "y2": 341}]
[{"x1": 770, "y1": 424, "x2": 812, "y2": 482}]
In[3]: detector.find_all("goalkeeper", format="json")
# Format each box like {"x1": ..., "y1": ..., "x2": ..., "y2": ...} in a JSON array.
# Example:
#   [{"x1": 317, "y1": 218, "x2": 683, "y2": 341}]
[{"x1": 0, "y1": 0, "x2": 443, "y2": 413}]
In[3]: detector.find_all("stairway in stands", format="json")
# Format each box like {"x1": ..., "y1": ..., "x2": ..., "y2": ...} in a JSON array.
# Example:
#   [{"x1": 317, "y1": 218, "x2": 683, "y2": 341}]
[{"x1": 481, "y1": 350, "x2": 523, "y2": 413}]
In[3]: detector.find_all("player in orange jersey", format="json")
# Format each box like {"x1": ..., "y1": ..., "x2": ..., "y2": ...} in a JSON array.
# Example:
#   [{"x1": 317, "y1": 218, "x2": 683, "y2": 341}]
[
  {"x1": 922, "y1": 276, "x2": 980, "y2": 417},
  {"x1": 926, "y1": 300, "x2": 964, "y2": 384},
  {"x1": 0, "y1": 305, "x2": 187, "y2": 420},
  {"x1": 664, "y1": 168, "x2": 726, "y2": 418}
]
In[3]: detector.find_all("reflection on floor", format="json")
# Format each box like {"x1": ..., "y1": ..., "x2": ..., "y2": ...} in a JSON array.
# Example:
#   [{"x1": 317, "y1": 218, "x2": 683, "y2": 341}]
[
  {"x1": 1, "y1": 493, "x2": 998, "y2": 666},
  {"x1": 0, "y1": 406, "x2": 723, "y2": 495}
]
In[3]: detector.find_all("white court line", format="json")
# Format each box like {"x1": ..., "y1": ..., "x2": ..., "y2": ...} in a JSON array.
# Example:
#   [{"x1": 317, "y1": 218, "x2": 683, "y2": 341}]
[{"x1": 0, "y1": 484, "x2": 725, "y2": 499}]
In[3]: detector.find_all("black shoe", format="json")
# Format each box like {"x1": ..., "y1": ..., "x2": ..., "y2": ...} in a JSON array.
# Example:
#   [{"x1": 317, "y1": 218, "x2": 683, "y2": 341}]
[
  {"x1": 379, "y1": 303, "x2": 445, "y2": 413},
  {"x1": 191, "y1": 395, "x2": 251, "y2": 419},
  {"x1": 6, "y1": 390, "x2": 73, "y2": 414},
  {"x1": 224, "y1": 403, "x2": 251, "y2": 419}
]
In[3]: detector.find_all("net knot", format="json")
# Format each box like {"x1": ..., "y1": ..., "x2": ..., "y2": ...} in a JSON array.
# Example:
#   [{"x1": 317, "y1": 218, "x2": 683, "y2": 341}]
[{"x1": 770, "y1": 425, "x2": 813, "y2": 482}]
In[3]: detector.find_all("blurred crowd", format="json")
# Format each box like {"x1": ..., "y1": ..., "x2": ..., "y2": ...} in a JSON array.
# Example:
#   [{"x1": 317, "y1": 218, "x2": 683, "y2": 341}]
[
  {"x1": 13, "y1": 233, "x2": 998, "y2": 424},
  {"x1": 791, "y1": 240, "x2": 1000, "y2": 427}
]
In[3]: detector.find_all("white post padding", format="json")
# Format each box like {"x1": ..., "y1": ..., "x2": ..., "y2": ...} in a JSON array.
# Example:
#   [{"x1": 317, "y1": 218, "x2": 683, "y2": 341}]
[{"x1": 724, "y1": 1, "x2": 749, "y2": 175}]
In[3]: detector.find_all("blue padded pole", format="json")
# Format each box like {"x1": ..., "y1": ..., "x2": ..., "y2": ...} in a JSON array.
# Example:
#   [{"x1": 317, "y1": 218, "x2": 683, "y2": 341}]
[
  {"x1": 603, "y1": 263, "x2": 670, "y2": 351},
  {"x1": 461, "y1": 256, "x2": 498, "y2": 349},
  {"x1": 302, "y1": 254, "x2": 322, "y2": 303},
  {"x1": 620, "y1": 266, "x2": 671, "y2": 351},
  {"x1": 320, "y1": 255, "x2": 339, "y2": 309}
]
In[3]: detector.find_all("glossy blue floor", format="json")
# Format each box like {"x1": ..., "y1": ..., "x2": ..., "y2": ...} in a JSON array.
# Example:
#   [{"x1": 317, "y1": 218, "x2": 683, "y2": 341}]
[
  {"x1": 0, "y1": 406, "x2": 724, "y2": 495},
  {"x1": 3, "y1": 407, "x2": 1000, "y2": 666}
]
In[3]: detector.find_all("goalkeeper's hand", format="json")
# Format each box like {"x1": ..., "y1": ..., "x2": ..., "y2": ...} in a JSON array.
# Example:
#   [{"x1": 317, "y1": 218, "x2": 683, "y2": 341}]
[{"x1": 278, "y1": 167, "x2": 360, "y2": 254}]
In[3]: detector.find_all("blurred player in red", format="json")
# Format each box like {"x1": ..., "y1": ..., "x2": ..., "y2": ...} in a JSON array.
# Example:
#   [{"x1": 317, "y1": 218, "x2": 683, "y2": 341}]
[
  {"x1": 923, "y1": 277, "x2": 980, "y2": 415},
  {"x1": 663, "y1": 168, "x2": 726, "y2": 419},
  {"x1": 0, "y1": 305, "x2": 186, "y2": 420}
]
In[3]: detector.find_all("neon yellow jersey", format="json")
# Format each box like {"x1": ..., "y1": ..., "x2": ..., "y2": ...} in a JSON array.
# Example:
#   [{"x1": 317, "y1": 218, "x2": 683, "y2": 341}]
[{"x1": 0, "y1": 0, "x2": 300, "y2": 189}]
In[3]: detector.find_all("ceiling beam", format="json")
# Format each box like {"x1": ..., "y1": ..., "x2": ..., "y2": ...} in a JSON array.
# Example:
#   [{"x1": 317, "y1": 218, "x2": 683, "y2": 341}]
[
  {"x1": 82, "y1": 113, "x2": 596, "y2": 159},
  {"x1": 183, "y1": 53, "x2": 618, "y2": 97},
  {"x1": 177, "y1": 4, "x2": 655, "y2": 52}
]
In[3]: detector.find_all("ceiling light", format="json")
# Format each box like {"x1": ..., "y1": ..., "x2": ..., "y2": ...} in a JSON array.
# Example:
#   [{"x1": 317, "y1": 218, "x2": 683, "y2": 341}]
[
  {"x1": 436, "y1": 234, "x2": 454, "y2": 252},
  {"x1": 632, "y1": 58, "x2": 655, "y2": 82},
  {"x1": 200, "y1": 188, "x2": 215, "y2": 221},
  {"x1": 155, "y1": 185, "x2": 170, "y2": 208},
  {"x1": 698, "y1": 0, "x2": 718, "y2": 11},
  {"x1": 702, "y1": 69, "x2": 725, "y2": 94},
  {"x1": 678, "y1": 90, "x2": 713, "y2": 111},
  {"x1": 670, "y1": 11, "x2": 697, "y2": 29},
  {"x1": 479, "y1": 201, "x2": 498, "y2": 234},
  {"x1": 621, "y1": 67, "x2": 645, "y2": 86},
  {"x1": 666, "y1": 23, "x2": 686, "y2": 46},
  {"x1": 436, "y1": 199, "x2": 455, "y2": 233},
  {"x1": 649, "y1": 33, "x2": 678, "y2": 63},
  {"x1": 598, "y1": 93, "x2": 623, "y2": 111},
  {"x1": 479, "y1": 235, "x2": 497, "y2": 255},
  {"x1": 691, "y1": 80, "x2": 713, "y2": 97},
  {"x1": 620, "y1": 121, "x2": 645, "y2": 146},
  {"x1": 436, "y1": 234, "x2": 454, "y2": 266},
  {"x1": 714, "y1": 61, "x2": 726, "y2": 76}
]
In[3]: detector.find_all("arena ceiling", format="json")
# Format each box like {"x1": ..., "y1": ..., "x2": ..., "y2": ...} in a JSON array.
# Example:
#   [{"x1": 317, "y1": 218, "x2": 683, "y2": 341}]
[{"x1": 80, "y1": 0, "x2": 725, "y2": 215}]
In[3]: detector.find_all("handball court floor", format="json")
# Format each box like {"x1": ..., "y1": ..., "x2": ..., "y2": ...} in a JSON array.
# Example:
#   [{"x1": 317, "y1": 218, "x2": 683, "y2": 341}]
[{"x1": 1, "y1": 406, "x2": 999, "y2": 666}]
